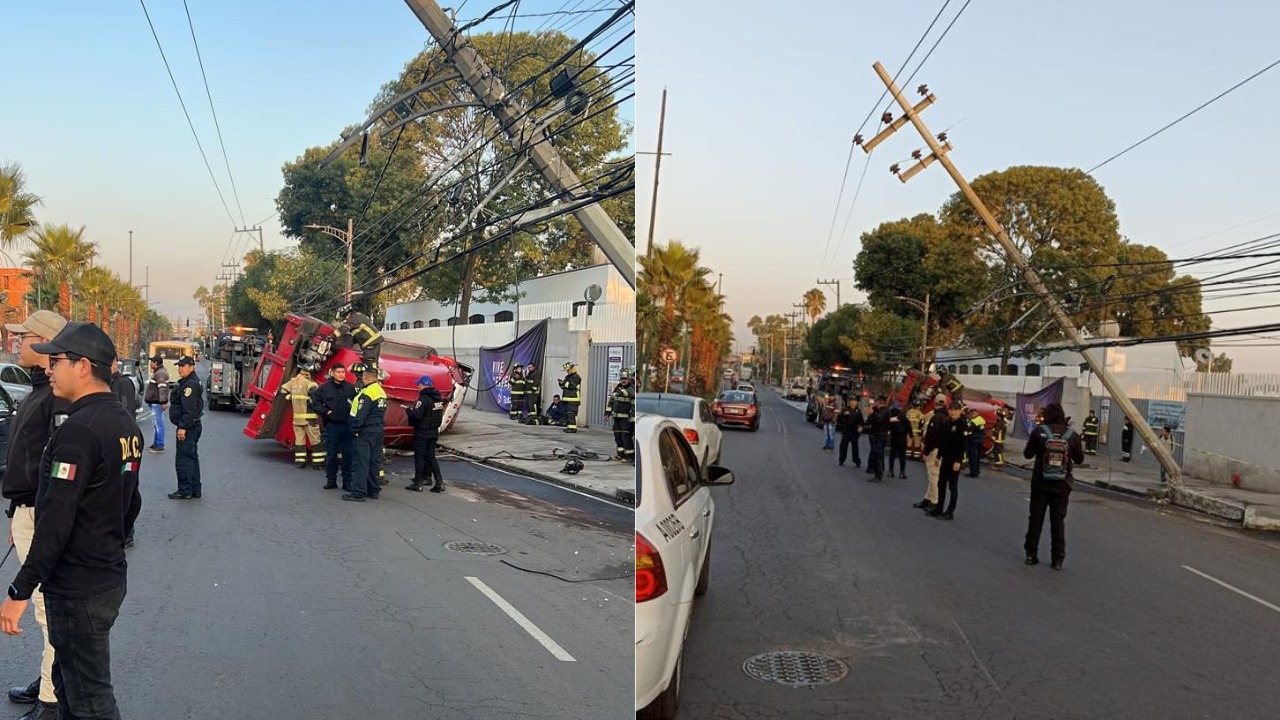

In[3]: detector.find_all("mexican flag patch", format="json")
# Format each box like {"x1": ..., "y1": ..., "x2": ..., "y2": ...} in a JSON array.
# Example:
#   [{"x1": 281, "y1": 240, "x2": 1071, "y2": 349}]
[
  {"x1": 121, "y1": 461, "x2": 140, "y2": 475},
  {"x1": 52, "y1": 462, "x2": 77, "y2": 481}
]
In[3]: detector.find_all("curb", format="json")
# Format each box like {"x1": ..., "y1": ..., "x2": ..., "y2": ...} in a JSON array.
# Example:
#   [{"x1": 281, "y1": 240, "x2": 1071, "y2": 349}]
[{"x1": 438, "y1": 442, "x2": 634, "y2": 505}]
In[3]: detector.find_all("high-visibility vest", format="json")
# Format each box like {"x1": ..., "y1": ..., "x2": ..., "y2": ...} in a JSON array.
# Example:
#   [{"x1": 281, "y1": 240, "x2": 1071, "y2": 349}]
[{"x1": 562, "y1": 372, "x2": 581, "y2": 401}]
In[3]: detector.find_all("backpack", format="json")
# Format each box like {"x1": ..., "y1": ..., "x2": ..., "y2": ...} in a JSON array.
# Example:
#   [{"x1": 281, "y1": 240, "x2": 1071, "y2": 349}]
[{"x1": 1038, "y1": 424, "x2": 1076, "y2": 481}]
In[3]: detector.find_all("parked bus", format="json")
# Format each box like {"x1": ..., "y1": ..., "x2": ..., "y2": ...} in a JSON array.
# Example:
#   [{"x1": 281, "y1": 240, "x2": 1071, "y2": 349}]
[{"x1": 148, "y1": 340, "x2": 199, "y2": 379}]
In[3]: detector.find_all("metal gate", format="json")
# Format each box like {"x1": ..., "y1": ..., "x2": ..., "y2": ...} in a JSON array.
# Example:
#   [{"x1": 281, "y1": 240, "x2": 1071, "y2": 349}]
[{"x1": 586, "y1": 342, "x2": 635, "y2": 430}]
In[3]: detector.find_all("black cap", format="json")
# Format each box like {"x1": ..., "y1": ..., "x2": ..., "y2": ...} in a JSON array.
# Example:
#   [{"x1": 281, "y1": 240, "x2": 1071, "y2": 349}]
[
  {"x1": 32, "y1": 321, "x2": 117, "y2": 366},
  {"x1": 148, "y1": 354, "x2": 164, "y2": 363},
  {"x1": 177, "y1": 356, "x2": 196, "y2": 367}
]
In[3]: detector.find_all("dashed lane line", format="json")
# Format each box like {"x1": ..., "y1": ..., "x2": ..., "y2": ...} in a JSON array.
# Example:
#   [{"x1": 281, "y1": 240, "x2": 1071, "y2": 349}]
[
  {"x1": 466, "y1": 576, "x2": 578, "y2": 661},
  {"x1": 1183, "y1": 565, "x2": 1280, "y2": 615}
]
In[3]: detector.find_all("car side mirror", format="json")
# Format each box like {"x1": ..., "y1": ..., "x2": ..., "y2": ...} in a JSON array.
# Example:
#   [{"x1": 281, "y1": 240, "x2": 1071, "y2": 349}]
[{"x1": 705, "y1": 464, "x2": 735, "y2": 486}]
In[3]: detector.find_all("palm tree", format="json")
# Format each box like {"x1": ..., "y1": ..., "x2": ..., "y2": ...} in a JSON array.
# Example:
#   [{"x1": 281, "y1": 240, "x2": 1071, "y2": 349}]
[
  {"x1": 803, "y1": 287, "x2": 827, "y2": 325},
  {"x1": 0, "y1": 163, "x2": 41, "y2": 249},
  {"x1": 78, "y1": 266, "x2": 114, "y2": 323},
  {"x1": 24, "y1": 224, "x2": 96, "y2": 317},
  {"x1": 639, "y1": 240, "x2": 711, "y2": 374}
]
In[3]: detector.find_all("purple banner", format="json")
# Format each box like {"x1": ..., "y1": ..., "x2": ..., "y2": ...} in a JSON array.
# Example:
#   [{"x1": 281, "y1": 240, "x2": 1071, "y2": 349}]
[
  {"x1": 475, "y1": 320, "x2": 548, "y2": 414},
  {"x1": 1012, "y1": 378, "x2": 1065, "y2": 439}
]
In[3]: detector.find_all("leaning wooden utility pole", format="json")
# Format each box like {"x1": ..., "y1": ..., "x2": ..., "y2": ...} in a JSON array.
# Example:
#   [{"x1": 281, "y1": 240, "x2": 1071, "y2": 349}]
[
  {"x1": 401, "y1": 0, "x2": 635, "y2": 289},
  {"x1": 865, "y1": 60, "x2": 1182, "y2": 486}
]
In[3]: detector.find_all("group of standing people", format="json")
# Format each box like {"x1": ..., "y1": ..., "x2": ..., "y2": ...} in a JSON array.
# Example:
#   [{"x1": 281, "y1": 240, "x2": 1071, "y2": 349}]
[
  {"x1": 286, "y1": 360, "x2": 447, "y2": 500},
  {"x1": 2, "y1": 311, "x2": 144, "y2": 719}
]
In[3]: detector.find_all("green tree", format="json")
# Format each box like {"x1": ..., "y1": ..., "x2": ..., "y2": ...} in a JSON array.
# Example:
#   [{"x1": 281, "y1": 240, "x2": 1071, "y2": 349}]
[
  {"x1": 804, "y1": 305, "x2": 919, "y2": 377},
  {"x1": 276, "y1": 30, "x2": 632, "y2": 322},
  {"x1": 23, "y1": 224, "x2": 96, "y2": 316},
  {"x1": 229, "y1": 249, "x2": 346, "y2": 335},
  {"x1": 803, "y1": 287, "x2": 827, "y2": 325},
  {"x1": 1, "y1": 162, "x2": 41, "y2": 248}
]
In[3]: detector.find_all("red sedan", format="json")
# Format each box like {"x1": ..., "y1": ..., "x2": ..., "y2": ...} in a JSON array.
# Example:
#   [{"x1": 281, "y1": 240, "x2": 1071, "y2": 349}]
[{"x1": 713, "y1": 390, "x2": 760, "y2": 431}]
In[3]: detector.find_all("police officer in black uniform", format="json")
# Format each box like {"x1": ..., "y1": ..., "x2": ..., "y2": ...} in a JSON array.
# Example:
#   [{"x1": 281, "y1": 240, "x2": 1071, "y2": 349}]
[
  {"x1": 405, "y1": 375, "x2": 445, "y2": 493},
  {"x1": 1, "y1": 321, "x2": 143, "y2": 720},
  {"x1": 523, "y1": 363, "x2": 541, "y2": 424},
  {"x1": 314, "y1": 362, "x2": 357, "y2": 491},
  {"x1": 343, "y1": 362, "x2": 386, "y2": 502},
  {"x1": 168, "y1": 356, "x2": 204, "y2": 499}
]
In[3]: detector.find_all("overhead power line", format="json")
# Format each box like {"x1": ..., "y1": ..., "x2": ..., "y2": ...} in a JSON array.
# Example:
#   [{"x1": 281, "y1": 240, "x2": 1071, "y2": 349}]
[
  {"x1": 137, "y1": 0, "x2": 237, "y2": 227},
  {"x1": 1087, "y1": 54, "x2": 1280, "y2": 173},
  {"x1": 183, "y1": 0, "x2": 246, "y2": 227}
]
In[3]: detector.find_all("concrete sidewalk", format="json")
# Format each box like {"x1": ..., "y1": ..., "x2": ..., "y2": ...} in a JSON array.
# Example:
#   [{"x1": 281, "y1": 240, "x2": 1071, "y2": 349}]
[
  {"x1": 1001, "y1": 435, "x2": 1280, "y2": 531},
  {"x1": 437, "y1": 407, "x2": 636, "y2": 505}
]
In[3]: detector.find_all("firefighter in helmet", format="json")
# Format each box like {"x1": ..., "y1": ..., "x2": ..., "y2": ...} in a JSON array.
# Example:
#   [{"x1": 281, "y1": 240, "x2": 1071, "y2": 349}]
[
  {"x1": 508, "y1": 363, "x2": 526, "y2": 422},
  {"x1": 558, "y1": 361, "x2": 582, "y2": 433},
  {"x1": 334, "y1": 296, "x2": 384, "y2": 367},
  {"x1": 523, "y1": 362, "x2": 542, "y2": 424},
  {"x1": 281, "y1": 362, "x2": 325, "y2": 469},
  {"x1": 605, "y1": 368, "x2": 635, "y2": 462}
]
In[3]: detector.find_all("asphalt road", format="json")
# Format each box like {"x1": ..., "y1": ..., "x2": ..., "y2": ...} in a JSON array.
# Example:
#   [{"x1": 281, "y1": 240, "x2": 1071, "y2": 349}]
[
  {"x1": 678, "y1": 387, "x2": 1280, "y2": 720},
  {"x1": 2, "y1": 403, "x2": 633, "y2": 720}
]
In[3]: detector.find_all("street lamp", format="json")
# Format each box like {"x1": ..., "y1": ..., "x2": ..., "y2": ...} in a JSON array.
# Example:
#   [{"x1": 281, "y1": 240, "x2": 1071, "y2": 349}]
[
  {"x1": 895, "y1": 292, "x2": 931, "y2": 372},
  {"x1": 304, "y1": 220, "x2": 354, "y2": 302}
]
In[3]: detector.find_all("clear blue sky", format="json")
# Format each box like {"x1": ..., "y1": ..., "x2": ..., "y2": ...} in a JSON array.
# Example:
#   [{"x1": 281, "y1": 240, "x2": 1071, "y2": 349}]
[
  {"x1": 637, "y1": 0, "x2": 1280, "y2": 372},
  {"x1": 2, "y1": 0, "x2": 632, "y2": 324}
]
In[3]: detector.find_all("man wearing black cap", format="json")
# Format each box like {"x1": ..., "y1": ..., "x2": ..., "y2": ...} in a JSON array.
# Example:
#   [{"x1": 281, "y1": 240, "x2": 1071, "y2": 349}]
[
  {"x1": 1, "y1": 321, "x2": 143, "y2": 720},
  {"x1": 143, "y1": 354, "x2": 169, "y2": 453},
  {"x1": 1, "y1": 310, "x2": 68, "y2": 718},
  {"x1": 405, "y1": 375, "x2": 445, "y2": 493},
  {"x1": 168, "y1": 356, "x2": 204, "y2": 500},
  {"x1": 343, "y1": 362, "x2": 386, "y2": 502}
]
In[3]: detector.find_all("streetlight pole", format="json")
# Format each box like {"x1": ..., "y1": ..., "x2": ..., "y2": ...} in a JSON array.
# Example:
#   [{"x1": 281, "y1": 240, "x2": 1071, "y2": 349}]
[
  {"x1": 895, "y1": 292, "x2": 931, "y2": 371},
  {"x1": 304, "y1": 221, "x2": 354, "y2": 301}
]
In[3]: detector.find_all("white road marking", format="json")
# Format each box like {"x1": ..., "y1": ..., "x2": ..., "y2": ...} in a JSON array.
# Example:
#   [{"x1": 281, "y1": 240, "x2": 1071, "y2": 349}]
[
  {"x1": 465, "y1": 576, "x2": 577, "y2": 661},
  {"x1": 1183, "y1": 565, "x2": 1280, "y2": 615}
]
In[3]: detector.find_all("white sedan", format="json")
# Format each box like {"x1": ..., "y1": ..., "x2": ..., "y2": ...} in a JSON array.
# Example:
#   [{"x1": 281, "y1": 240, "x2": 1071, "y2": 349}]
[
  {"x1": 635, "y1": 415, "x2": 735, "y2": 719},
  {"x1": 635, "y1": 393, "x2": 723, "y2": 469}
]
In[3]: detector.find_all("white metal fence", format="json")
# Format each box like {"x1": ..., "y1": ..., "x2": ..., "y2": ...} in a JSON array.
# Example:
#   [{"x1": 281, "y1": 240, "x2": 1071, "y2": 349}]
[{"x1": 1106, "y1": 371, "x2": 1280, "y2": 402}]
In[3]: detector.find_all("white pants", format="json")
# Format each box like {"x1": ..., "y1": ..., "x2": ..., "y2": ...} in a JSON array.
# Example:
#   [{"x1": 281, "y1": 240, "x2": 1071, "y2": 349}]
[
  {"x1": 925, "y1": 450, "x2": 941, "y2": 504},
  {"x1": 10, "y1": 506, "x2": 57, "y2": 703}
]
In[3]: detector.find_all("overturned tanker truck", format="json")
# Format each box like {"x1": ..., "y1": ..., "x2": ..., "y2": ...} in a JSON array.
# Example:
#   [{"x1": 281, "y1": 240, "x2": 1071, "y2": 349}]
[{"x1": 242, "y1": 313, "x2": 473, "y2": 449}]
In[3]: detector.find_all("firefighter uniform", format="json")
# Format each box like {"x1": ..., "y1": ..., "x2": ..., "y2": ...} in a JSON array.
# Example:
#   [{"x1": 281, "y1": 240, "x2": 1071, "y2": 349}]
[
  {"x1": 1082, "y1": 412, "x2": 1100, "y2": 455},
  {"x1": 335, "y1": 307, "x2": 384, "y2": 367},
  {"x1": 523, "y1": 363, "x2": 542, "y2": 424},
  {"x1": 343, "y1": 363, "x2": 387, "y2": 502},
  {"x1": 559, "y1": 362, "x2": 581, "y2": 433},
  {"x1": 606, "y1": 371, "x2": 635, "y2": 461},
  {"x1": 906, "y1": 405, "x2": 925, "y2": 459},
  {"x1": 406, "y1": 377, "x2": 445, "y2": 492},
  {"x1": 169, "y1": 356, "x2": 204, "y2": 498},
  {"x1": 282, "y1": 367, "x2": 325, "y2": 469},
  {"x1": 509, "y1": 365, "x2": 526, "y2": 421},
  {"x1": 991, "y1": 412, "x2": 1008, "y2": 468}
]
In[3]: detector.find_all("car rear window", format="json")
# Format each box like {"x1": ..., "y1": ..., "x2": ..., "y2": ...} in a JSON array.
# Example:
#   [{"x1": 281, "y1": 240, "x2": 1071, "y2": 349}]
[
  {"x1": 719, "y1": 391, "x2": 753, "y2": 404},
  {"x1": 636, "y1": 397, "x2": 695, "y2": 419}
]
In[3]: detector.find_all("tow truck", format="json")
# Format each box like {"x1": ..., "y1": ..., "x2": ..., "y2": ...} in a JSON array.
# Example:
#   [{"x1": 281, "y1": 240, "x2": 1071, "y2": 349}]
[
  {"x1": 242, "y1": 314, "x2": 473, "y2": 449},
  {"x1": 207, "y1": 326, "x2": 267, "y2": 411}
]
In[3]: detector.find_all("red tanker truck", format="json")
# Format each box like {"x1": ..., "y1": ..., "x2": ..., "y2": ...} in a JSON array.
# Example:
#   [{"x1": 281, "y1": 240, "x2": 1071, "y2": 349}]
[{"x1": 242, "y1": 314, "x2": 473, "y2": 448}]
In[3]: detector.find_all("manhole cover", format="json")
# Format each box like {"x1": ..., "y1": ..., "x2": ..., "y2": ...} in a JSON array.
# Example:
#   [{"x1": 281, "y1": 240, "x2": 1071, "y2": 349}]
[
  {"x1": 444, "y1": 541, "x2": 508, "y2": 556},
  {"x1": 743, "y1": 651, "x2": 849, "y2": 687}
]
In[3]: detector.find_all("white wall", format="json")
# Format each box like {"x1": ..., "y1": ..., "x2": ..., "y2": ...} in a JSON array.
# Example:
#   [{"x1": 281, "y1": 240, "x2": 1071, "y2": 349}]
[
  {"x1": 1183, "y1": 393, "x2": 1280, "y2": 493},
  {"x1": 385, "y1": 264, "x2": 633, "y2": 326}
]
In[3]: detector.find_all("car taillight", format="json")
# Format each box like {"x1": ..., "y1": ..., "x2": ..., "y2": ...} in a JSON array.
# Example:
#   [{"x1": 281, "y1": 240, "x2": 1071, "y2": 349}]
[
  {"x1": 683, "y1": 428, "x2": 700, "y2": 444},
  {"x1": 745, "y1": 405, "x2": 757, "y2": 415},
  {"x1": 636, "y1": 532, "x2": 668, "y2": 602},
  {"x1": 712, "y1": 402, "x2": 722, "y2": 413}
]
